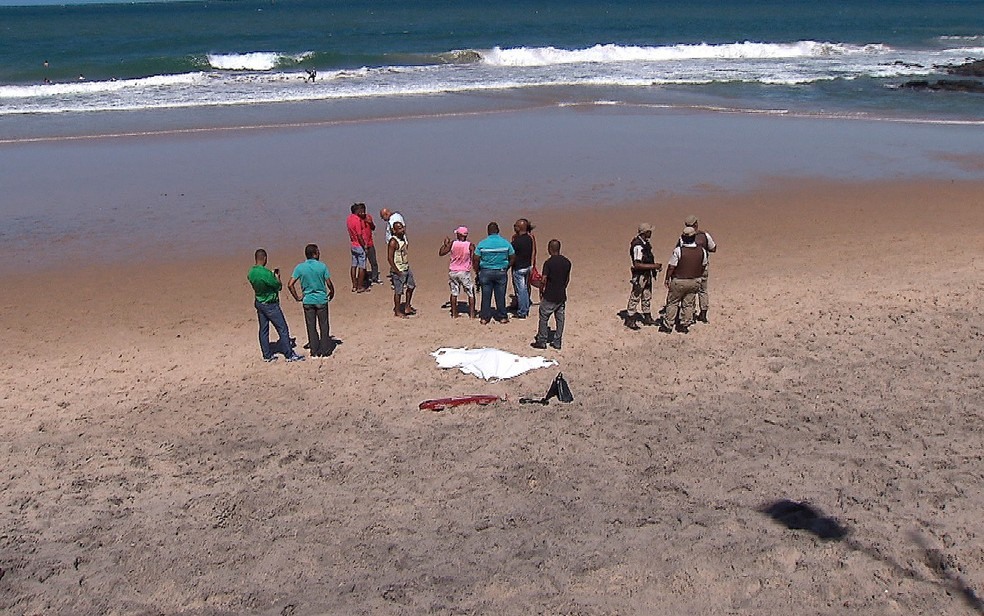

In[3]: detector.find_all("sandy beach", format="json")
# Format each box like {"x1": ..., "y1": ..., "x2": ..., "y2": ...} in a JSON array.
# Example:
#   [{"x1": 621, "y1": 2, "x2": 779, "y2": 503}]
[
  {"x1": 2, "y1": 91, "x2": 984, "y2": 616},
  {"x1": 2, "y1": 148, "x2": 983, "y2": 614},
  {"x1": 5, "y1": 0, "x2": 984, "y2": 607}
]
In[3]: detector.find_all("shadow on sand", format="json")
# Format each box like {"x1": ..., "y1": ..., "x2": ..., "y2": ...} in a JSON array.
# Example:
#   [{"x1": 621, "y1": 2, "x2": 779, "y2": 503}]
[{"x1": 759, "y1": 499, "x2": 982, "y2": 613}]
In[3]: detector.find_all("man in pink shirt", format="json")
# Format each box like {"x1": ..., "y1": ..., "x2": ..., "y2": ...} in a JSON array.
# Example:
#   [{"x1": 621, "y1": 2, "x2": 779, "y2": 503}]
[
  {"x1": 346, "y1": 203, "x2": 370, "y2": 293},
  {"x1": 438, "y1": 226, "x2": 476, "y2": 318}
]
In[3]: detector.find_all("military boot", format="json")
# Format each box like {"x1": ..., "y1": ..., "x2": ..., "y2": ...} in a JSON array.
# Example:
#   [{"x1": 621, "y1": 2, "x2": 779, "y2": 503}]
[{"x1": 639, "y1": 313, "x2": 658, "y2": 327}]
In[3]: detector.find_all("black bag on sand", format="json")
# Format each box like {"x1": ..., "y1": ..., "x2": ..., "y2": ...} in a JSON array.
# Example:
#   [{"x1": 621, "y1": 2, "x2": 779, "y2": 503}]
[{"x1": 520, "y1": 372, "x2": 574, "y2": 405}]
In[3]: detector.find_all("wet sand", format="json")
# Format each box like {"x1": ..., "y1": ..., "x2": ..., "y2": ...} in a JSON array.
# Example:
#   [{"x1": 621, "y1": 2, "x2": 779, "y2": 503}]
[{"x1": 3, "y1": 105, "x2": 984, "y2": 272}]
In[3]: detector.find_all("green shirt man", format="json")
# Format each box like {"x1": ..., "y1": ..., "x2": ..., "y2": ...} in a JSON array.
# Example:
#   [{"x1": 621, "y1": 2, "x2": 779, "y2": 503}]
[{"x1": 247, "y1": 264, "x2": 282, "y2": 304}]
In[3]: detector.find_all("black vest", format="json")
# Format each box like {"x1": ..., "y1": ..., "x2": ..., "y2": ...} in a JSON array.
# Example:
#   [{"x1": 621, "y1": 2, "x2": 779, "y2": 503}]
[{"x1": 630, "y1": 236, "x2": 655, "y2": 274}]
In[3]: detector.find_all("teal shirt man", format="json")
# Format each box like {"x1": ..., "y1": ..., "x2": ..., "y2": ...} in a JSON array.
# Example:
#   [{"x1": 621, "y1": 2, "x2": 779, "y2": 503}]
[
  {"x1": 474, "y1": 232, "x2": 515, "y2": 270},
  {"x1": 247, "y1": 265, "x2": 282, "y2": 304},
  {"x1": 472, "y1": 222, "x2": 516, "y2": 323},
  {"x1": 288, "y1": 244, "x2": 336, "y2": 358},
  {"x1": 290, "y1": 259, "x2": 332, "y2": 305}
]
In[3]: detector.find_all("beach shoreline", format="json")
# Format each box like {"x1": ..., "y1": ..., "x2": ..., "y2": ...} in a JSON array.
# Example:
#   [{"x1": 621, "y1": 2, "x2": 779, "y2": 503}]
[{"x1": 3, "y1": 104, "x2": 984, "y2": 276}]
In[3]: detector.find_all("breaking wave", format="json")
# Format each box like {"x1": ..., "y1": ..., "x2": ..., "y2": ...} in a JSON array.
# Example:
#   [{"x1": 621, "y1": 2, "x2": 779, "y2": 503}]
[
  {"x1": 479, "y1": 41, "x2": 888, "y2": 67},
  {"x1": 207, "y1": 51, "x2": 314, "y2": 71}
]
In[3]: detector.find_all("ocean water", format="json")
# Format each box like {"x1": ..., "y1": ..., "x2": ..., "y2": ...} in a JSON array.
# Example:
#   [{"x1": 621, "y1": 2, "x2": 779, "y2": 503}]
[
  {"x1": 3, "y1": 0, "x2": 984, "y2": 270},
  {"x1": 1, "y1": 0, "x2": 983, "y2": 127}
]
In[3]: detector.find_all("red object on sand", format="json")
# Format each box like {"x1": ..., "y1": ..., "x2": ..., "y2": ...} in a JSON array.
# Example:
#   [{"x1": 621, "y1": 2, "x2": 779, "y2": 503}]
[{"x1": 418, "y1": 395, "x2": 505, "y2": 411}]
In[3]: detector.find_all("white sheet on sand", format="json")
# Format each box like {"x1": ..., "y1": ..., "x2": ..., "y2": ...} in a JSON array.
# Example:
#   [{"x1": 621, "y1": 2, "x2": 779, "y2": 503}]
[{"x1": 431, "y1": 347, "x2": 557, "y2": 381}]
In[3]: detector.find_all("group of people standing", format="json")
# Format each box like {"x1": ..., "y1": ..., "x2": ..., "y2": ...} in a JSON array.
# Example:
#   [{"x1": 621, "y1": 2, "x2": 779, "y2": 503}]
[
  {"x1": 439, "y1": 219, "x2": 572, "y2": 350},
  {"x1": 246, "y1": 207, "x2": 573, "y2": 361},
  {"x1": 624, "y1": 214, "x2": 716, "y2": 333},
  {"x1": 247, "y1": 207, "x2": 715, "y2": 362},
  {"x1": 246, "y1": 244, "x2": 335, "y2": 362}
]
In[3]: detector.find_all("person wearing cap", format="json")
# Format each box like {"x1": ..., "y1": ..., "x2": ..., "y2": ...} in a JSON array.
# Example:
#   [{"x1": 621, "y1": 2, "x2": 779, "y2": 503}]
[
  {"x1": 625, "y1": 223, "x2": 662, "y2": 330},
  {"x1": 659, "y1": 226, "x2": 708, "y2": 334},
  {"x1": 681, "y1": 214, "x2": 717, "y2": 323},
  {"x1": 439, "y1": 226, "x2": 476, "y2": 318},
  {"x1": 473, "y1": 222, "x2": 516, "y2": 324},
  {"x1": 387, "y1": 220, "x2": 416, "y2": 318}
]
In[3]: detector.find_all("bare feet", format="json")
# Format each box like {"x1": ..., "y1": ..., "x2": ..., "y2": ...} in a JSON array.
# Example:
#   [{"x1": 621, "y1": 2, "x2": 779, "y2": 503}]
[{"x1": 394, "y1": 311, "x2": 409, "y2": 319}]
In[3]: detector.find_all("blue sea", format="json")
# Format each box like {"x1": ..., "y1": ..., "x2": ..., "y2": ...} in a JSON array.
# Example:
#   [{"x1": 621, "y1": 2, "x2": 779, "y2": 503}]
[{"x1": 2, "y1": 0, "x2": 983, "y2": 126}]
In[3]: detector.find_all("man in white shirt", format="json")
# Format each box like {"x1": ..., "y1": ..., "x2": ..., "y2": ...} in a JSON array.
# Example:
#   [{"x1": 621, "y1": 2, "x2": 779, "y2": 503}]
[{"x1": 380, "y1": 208, "x2": 406, "y2": 243}]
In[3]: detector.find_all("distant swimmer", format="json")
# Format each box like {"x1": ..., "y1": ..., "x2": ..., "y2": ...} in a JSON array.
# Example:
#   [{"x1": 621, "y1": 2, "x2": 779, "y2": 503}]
[
  {"x1": 306, "y1": 69, "x2": 317, "y2": 82},
  {"x1": 78, "y1": 74, "x2": 85, "y2": 81}
]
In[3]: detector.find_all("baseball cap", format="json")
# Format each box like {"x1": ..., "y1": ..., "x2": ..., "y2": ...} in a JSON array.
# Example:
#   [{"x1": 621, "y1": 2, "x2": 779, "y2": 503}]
[
  {"x1": 455, "y1": 226, "x2": 468, "y2": 235},
  {"x1": 682, "y1": 226, "x2": 697, "y2": 237},
  {"x1": 638, "y1": 223, "x2": 653, "y2": 234},
  {"x1": 684, "y1": 215, "x2": 698, "y2": 226}
]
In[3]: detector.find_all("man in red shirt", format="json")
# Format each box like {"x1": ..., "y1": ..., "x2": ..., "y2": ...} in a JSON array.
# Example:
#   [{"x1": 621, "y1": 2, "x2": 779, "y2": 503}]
[
  {"x1": 346, "y1": 203, "x2": 370, "y2": 293},
  {"x1": 362, "y1": 206, "x2": 381, "y2": 285}
]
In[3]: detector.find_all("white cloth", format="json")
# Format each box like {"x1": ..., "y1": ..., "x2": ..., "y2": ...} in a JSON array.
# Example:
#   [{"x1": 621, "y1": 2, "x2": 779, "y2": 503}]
[{"x1": 431, "y1": 347, "x2": 557, "y2": 381}]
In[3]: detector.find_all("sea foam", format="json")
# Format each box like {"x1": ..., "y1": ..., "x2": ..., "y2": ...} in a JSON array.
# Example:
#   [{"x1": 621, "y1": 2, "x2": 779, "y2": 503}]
[
  {"x1": 1, "y1": 39, "x2": 980, "y2": 120},
  {"x1": 207, "y1": 52, "x2": 313, "y2": 71},
  {"x1": 0, "y1": 73, "x2": 206, "y2": 99},
  {"x1": 480, "y1": 41, "x2": 888, "y2": 67}
]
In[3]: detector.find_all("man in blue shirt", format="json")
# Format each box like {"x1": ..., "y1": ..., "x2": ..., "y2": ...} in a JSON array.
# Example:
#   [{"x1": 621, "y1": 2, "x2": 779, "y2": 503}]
[
  {"x1": 473, "y1": 222, "x2": 515, "y2": 324},
  {"x1": 288, "y1": 243, "x2": 336, "y2": 357}
]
